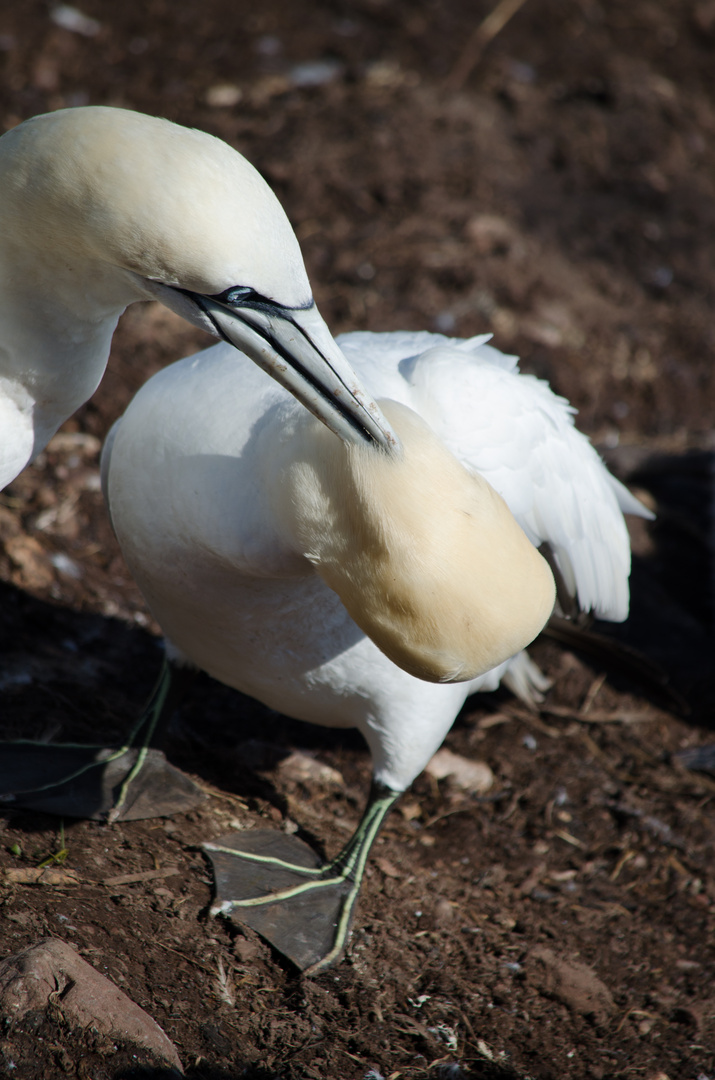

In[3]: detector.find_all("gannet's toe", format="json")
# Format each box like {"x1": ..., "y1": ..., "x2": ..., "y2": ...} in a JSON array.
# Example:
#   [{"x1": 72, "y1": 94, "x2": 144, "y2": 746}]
[{"x1": 205, "y1": 829, "x2": 359, "y2": 973}]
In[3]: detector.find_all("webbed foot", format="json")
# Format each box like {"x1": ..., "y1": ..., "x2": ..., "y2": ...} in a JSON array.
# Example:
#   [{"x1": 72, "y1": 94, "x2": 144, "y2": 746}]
[
  {"x1": 204, "y1": 783, "x2": 400, "y2": 974},
  {"x1": 0, "y1": 658, "x2": 203, "y2": 821},
  {"x1": 0, "y1": 743, "x2": 202, "y2": 820}
]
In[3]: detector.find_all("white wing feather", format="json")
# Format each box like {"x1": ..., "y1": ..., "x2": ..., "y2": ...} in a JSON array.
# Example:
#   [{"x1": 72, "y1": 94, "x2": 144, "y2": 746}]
[{"x1": 338, "y1": 331, "x2": 647, "y2": 623}]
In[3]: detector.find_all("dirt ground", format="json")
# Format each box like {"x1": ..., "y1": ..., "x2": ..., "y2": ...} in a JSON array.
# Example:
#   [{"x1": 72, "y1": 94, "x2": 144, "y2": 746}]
[{"x1": 2, "y1": 1, "x2": 715, "y2": 1077}]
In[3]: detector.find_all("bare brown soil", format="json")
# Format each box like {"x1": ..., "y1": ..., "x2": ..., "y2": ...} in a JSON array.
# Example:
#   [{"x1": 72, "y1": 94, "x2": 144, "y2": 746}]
[{"x1": 2, "y1": 1, "x2": 715, "y2": 1077}]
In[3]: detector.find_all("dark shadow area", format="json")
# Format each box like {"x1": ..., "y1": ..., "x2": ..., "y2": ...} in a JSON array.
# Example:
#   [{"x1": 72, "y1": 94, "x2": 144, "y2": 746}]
[
  {"x1": 599, "y1": 448, "x2": 715, "y2": 723},
  {"x1": 0, "y1": 579, "x2": 370, "y2": 810}
]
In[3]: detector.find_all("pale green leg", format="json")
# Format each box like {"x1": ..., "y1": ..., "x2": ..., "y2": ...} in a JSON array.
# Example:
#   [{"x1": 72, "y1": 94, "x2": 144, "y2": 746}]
[{"x1": 106, "y1": 655, "x2": 177, "y2": 822}]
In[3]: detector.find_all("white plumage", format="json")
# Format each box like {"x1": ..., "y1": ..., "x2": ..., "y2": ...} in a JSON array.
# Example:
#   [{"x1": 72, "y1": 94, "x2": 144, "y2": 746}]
[{"x1": 102, "y1": 329, "x2": 642, "y2": 794}]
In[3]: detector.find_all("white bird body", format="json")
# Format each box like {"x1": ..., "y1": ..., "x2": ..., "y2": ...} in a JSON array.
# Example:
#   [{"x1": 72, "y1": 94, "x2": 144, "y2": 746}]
[{"x1": 103, "y1": 330, "x2": 642, "y2": 792}]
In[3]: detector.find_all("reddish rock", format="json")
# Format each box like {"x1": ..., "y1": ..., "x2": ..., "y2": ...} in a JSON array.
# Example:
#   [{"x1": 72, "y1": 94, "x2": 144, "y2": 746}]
[{"x1": 0, "y1": 939, "x2": 183, "y2": 1072}]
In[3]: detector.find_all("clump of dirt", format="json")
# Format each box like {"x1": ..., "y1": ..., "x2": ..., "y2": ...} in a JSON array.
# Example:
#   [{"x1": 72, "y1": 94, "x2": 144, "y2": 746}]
[{"x1": 2, "y1": 1, "x2": 715, "y2": 1078}]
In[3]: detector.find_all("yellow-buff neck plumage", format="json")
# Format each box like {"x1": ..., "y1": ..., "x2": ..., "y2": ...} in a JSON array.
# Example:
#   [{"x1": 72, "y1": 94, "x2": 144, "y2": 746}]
[{"x1": 280, "y1": 399, "x2": 556, "y2": 683}]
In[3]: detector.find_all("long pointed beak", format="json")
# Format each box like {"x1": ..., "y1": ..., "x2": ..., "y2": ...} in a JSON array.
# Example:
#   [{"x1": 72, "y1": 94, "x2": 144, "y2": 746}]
[
  {"x1": 202, "y1": 297, "x2": 398, "y2": 451},
  {"x1": 186, "y1": 291, "x2": 398, "y2": 452},
  {"x1": 135, "y1": 274, "x2": 398, "y2": 450}
]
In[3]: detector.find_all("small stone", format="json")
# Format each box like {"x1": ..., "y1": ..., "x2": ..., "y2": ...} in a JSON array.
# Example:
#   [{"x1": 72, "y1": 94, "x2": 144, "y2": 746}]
[
  {"x1": 375, "y1": 857, "x2": 400, "y2": 879},
  {"x1": 433, "y1": 898, "x2": 455, "y2": 927},
  {"x1": 204, "y1": 84, "x2": 242, "y2": 108},
  {"x1": 289, "y1": 60, "x2": 344, "y2": 88},
  {"x1": 425, "y1": 749, "x2": 493, "y2": 794},
  {"x1": 277, "y1": 751, "x2": 344, "y2": 788},
  {"x1": 234, "y1": 935, "x2": 261, "y2": 963},
  {"x1": 50, "y1": 5, "x2": 101, "y2": 36}
]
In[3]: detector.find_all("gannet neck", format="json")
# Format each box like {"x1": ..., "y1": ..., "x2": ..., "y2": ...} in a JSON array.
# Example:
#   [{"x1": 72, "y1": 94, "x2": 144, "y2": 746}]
[
  {"x1": 278, "y1": 400, "x2": 557, "y2": 683},
  {"x1": 0, "y1": 230, "x2": 149, "y2": 482}
]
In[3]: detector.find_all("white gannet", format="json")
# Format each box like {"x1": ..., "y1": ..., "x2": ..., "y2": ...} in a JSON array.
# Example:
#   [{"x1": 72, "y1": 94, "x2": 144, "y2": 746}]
[
  {"x1": 0, "y1": 105, "x2": 398, "y2": 493},
  {"x1": 0, "y1": 105, "x2": 557, "y2": 963},
  {"x1": 101, "y1": 328, "x2": 647, "y2": 974}
]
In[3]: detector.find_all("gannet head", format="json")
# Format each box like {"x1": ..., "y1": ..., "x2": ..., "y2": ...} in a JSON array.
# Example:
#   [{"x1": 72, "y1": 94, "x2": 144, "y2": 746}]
[
  {"x1": 2, "y1": 106, "x2": 304, "y2": 300},
  {"x1": 281, "y1": 400, "x2": 556, "y2": 683},
  {"x1": 0, "y1": 106, "x2": 396, "y2": 451}
]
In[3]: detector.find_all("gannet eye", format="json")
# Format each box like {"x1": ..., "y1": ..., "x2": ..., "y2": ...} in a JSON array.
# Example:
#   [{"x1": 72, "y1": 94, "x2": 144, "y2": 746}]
[{"x1": 221, "y1": 286, "x2": 259, "y2": 306}]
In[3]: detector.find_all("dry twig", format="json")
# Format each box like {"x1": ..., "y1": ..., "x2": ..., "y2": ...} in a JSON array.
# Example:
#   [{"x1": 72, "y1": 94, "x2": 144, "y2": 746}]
[{"x1": 446, "y1": 0, "x2": 530, "y2": 92}]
